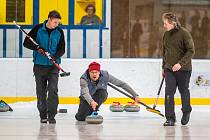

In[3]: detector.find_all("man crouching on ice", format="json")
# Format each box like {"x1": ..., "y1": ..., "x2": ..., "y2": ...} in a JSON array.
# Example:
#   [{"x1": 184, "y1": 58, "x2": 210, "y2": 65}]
[{"x1": 75, "y1": 61, "x2": 141, "y2": 121}]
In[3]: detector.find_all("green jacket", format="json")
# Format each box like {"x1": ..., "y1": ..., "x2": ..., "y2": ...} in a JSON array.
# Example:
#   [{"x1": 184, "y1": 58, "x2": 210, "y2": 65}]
[{"x1": 162, "y1": 27, "x2": 195, "y2": 71}]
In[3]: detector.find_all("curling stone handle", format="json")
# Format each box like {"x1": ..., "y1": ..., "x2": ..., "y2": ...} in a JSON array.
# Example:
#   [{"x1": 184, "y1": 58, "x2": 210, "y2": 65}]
[{"x1": 91, "y1": 111, "x2": 98, "y2": 116}]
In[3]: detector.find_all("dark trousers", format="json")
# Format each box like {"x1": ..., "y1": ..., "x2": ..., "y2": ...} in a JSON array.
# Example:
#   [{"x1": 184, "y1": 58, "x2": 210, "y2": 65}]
[
  {"x1": 33, "y1": 64, "x2": 59, "y2": 119},
  {"x1": 164, "y1": 69, "x2": 192, "y2": 121},
  {"x1": 75, "y1": 89, "x2": 108, "y2": 121}
]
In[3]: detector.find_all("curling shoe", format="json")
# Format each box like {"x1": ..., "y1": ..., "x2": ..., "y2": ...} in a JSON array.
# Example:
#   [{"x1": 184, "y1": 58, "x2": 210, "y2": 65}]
[
  {"x1": 163, "y1": 119, "x2": 175, "y2": 126},
  {"x1": 48, "y1": 118, "x2": 56, "y2": 124},
  {"x1": 181, "y1": 112, "x2": 191, "y2": 125},
  {"x1": 40, "y1": 118, "x2": 48, "y2": 123}
]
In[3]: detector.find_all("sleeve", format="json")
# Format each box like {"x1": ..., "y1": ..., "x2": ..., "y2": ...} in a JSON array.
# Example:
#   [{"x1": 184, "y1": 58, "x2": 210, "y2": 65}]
[
  {"x1": 108, "y1": 74, "x2": 139, "y2": 98},
  {"x1": 23, "y1": 24, "x2": 41, "y2": 50},
  {"x1": 162, "y1": 34, "x2": 166, "y2": 69},
  {"x1": 80, "y1": 16, "x2": 85, "y2": 25},
  {"x1": 53, "y1": 28, "x2": 65, "y2": 59},
  {"x1": 178, "y1": 29, "x2": 195, "y2": 66},
  {"x1": 96, "y1": 16, "x2": 101, "y2": 24},
  {"x1": 80, "y1": 78, "x2": 94, "y2": 104}
]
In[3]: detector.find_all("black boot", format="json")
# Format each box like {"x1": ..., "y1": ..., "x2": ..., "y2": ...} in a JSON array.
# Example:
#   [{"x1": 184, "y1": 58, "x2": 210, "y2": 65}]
[
  {"x1": 48, "y1": 118, "x2": 56, "y2": 124},
  {"x1": 40, "y1": 118, "x2": 48, "y2": 123},
  {"x1": 181, "y1": 112, "x2": 191, "y2": 125},
  {"x1": 163, "y1": 119, "x2": 175, "y2": 126}
]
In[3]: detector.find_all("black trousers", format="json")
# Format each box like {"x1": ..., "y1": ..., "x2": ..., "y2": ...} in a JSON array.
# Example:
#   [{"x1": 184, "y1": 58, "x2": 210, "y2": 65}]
[
  {"x1": 33, "y1": 64, "x2": 59, "y2": 119},
  {"x1": 164, "y1": 69, "x2": 192, "y2": 121},
  {"x1": 75, "y1": 89, "x2": 108, "y2": 121}
]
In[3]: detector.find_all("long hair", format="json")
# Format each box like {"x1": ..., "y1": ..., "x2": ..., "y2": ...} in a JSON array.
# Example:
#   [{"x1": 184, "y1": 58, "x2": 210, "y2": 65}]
[{"x1": 162, "y1": 12, "x2": 181, "y2": 29}]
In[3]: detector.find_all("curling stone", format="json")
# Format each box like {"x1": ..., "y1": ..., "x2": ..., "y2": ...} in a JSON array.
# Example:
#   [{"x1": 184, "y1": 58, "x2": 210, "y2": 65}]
[
  {"x1": 85, "y1": 112, "x2": 103, "y2": 124},
  {"x1": 109, "y1": 102, "x2": 124, "y2": 112},
  {"x1": 124, "y1": 102, "x2": 140, "y2": 112},
  {"x1": 58, "y1": 108, "x2": 67, "y2": 113},
  {"x1": 0, "y1": 102, "x2": 9, "y2": 112}
]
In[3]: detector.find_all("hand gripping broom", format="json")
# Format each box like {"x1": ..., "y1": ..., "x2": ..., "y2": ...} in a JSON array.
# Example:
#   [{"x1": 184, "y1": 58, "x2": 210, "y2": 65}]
[{"x1": 13, "y1": 21, "x2": 70, "y2": 77}]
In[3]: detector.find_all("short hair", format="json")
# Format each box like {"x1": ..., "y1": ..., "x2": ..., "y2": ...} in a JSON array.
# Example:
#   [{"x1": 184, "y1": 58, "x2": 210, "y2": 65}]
[
  {"x1": 85, "y1": 4, "x2": 96, "y2": 13},
  {"x1": 48, "y1": 10, "x2": 61, "y2": 19},
  {"x1": 162, "y1": 12, "x2": 180, "y2": 27}
]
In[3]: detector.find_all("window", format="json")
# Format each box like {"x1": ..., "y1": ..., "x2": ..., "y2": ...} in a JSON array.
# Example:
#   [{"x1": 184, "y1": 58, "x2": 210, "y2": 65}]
[
  {"x1": 6, "y1": 0, "x2": 25, "y2": 22},
  {"x1": 0, "y1": 0, "x2": 32, "y2": 25},
  {"x1": 111, "y1": 0, "x2": 210, "y2": 59},
  {"x1": 74, "y1": 0, "x2": 103, "y2": 25}
]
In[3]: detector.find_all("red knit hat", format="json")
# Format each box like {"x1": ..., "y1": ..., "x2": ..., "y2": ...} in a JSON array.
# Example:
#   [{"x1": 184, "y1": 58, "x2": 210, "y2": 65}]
[{"x1": 88, "y1": 62, "x2": 100, "y2": 72}]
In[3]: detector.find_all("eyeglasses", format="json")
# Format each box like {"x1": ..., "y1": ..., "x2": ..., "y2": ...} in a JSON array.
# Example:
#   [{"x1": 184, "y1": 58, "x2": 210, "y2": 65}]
[{"x1": 87, "y1": 8, "x2": 94, "y2": 10}]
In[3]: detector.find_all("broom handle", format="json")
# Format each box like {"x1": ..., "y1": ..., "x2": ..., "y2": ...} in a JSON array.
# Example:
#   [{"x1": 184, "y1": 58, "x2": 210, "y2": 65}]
[
  {"x1": 107, "y1": 83, "x2": 152, "y2": 109},
  {"x1": 13, "y1": 21, "x2": 67, "y2": 73},
  {"x1": 153, "y1": 77, "x2": 165, "y2": 109},
  {"x1": 108, "y1": 83, "x2": 165, "y2": 117}
]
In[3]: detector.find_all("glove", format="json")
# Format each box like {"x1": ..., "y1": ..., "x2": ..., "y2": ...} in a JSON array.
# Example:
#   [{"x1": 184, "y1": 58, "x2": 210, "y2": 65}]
[
  {"x1": 37, "y1": 48, "x2": 46, "y2": 56},
  {"x1": 162, "y1": 69, "x2": 165, "y2": 77}
]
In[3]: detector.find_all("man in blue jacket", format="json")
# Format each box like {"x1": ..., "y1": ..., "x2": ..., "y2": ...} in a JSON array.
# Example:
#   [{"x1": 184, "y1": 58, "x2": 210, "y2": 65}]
[
  {"x1": 75, "y1": 62, "x2": 141, "y2": 121},
  {"x1": 23, "y1": 10, "x2": 65, "y2": 124}
]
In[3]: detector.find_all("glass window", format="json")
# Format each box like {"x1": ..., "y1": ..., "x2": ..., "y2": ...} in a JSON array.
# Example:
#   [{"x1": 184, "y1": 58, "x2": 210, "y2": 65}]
[
  {"x1": 6, "y1": 0, "x2": 25, "y2": 22},
  {"x1": 0, "y1": 0, "x2": 32, "y2": 25},
  {"x1": 74, "y1": 0, "x2": 103, "y2": 25},
  {"x1": 111, "y1": 0, "x2": 210, "y2": 59}
]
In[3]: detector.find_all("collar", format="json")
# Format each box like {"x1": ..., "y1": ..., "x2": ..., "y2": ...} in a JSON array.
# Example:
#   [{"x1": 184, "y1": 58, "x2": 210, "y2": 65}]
[{"x1": 41, "y1": 20, "x2": 58, "y2": 31}]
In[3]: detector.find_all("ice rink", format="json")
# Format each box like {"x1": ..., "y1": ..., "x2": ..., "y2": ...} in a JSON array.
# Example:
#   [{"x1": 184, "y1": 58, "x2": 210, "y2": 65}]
[{"x1": 0, "y1": 102, "x2": 210, "y2": 140}]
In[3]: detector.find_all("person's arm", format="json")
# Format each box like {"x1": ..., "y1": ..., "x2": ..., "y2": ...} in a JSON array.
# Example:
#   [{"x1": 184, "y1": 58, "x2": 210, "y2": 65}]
[
  {"x1": 161, "y1": 33, "x2": 168, "y2": 75},
  {"x1": 162, "y1": 34, "x2": 166, "y2": 70},
  {"x1": 80, "y1": 78, "x2": 94, "y2": 104},
  {"x1": 108, "y1": 74, "x2": 139, "y2": 98},
  {"x1": 52, "y1": 28, "x2": 65, "y2": 59},
  {"x1": 80, "y1": 78, "x2": 98, "y2": 110},
  {"x1": 80, "y1": 16, "x2": 86, "y2": 25},
  {"x1": 95, "y1": 15, "x2": 101, "y2": 24},
  {"x1": 178, "y1": 29, "x2": 195, "y2": 66},
  {"x1": 162, "y1": 40, "x2": 166, "y2": 76},
  {"x1": 23, "y1": 24, "x2": 42, "y2": 50}
]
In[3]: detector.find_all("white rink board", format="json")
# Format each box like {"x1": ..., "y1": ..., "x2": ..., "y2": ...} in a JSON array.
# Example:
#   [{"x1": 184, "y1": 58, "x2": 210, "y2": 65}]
[
  {"x1": 0, "y1": 58, "x2": 210, "y2": 98},
  {"x1": 0, "y1": 29, "x2": 3, "y2": 58}
]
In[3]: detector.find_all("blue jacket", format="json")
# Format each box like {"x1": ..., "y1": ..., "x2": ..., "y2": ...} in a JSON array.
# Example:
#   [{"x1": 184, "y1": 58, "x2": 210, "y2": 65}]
[
  {"x1": 23, "y1": 20, "x2": 65, "y2": 66},
  {"x1": 34, "y1": 21, "x2": 61, "y2": 65}
]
